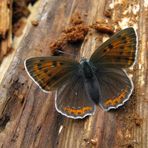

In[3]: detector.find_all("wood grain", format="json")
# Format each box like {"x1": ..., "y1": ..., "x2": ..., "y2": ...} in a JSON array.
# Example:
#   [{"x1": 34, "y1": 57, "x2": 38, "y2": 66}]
[
  {"x1": 0, "y1": 0, "x2": 12, "y2": 62},
  {"x1": 0, "y1": 0, "x2": 147, "y2": 148}
]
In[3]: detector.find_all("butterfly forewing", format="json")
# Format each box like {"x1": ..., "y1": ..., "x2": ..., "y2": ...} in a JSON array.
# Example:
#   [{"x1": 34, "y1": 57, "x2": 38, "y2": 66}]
[
  {"x1": 56, "y1": 72, "x2": 96, "y2": 119},
  {"x1": 95, "y1": 67, "x2": 133, "y2": 110},
  {"x1": 25, "y1": 56, "x2": 80, "y2": 92},
  {"x1": 90, "y1": 27, "x2": 137, "y2": 68}
]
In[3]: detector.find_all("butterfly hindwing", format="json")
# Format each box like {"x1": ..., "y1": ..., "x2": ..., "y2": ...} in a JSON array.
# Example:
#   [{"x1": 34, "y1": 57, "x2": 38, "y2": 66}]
[
  {"x1": 95, "y1": 67, "x2": 133, "y2": 110},
  {"x1": 25, "y1": 56, "x2": 80, "y2": 92},
  {"x1": 55, "y1": 72, "x2": 96, "y2": 119},
  {"x1": 90, "y1": 27, "x2": 137, "y2": 68}
]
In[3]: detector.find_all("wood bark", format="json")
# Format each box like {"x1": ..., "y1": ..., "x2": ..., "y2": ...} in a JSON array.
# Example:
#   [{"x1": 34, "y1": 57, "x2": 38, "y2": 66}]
[
  {"x1": 0, "y1": 0, "x2": 147, "y2": 148},
  {"x1": 0, "y1": 0, "x2": 12, "y2": 62}
]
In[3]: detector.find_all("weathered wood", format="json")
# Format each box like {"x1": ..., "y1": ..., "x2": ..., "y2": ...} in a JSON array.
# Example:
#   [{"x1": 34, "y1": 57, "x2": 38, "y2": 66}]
[
  {"x1": 0, "y1": 0, "x2": 147, "y2": 148},
  {"x1": 0, "y1": 0, "x2": 12, "y2": 62}
]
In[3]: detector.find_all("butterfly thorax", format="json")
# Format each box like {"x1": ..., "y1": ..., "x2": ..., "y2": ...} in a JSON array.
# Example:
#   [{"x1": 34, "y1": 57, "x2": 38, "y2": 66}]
[
  {"x1": 80, "y1": 59, "x2": 94, "y2": 79},
  {"x1": 80, "y1": 58, "x2": 100, "y2": 104}
]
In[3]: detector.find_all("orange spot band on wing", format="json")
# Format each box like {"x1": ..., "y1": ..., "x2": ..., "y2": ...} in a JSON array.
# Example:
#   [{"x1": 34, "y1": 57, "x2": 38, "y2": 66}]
[
  {"x1": 34, "y1": 64, "x2": 49, "y2": 80},
  {"x1": 104, "y1": 88, "x2": 128, "y2": 106},
  {"x1": 64, "y1": 106, "x2": 92, "y2": 115}
]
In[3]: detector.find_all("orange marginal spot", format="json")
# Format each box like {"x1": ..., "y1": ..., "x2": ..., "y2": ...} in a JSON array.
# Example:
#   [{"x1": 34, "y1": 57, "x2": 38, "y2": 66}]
[
  {"x1": 64, "y1": 106, "x2": 92, "y2": 115},
  {"x1": 104, "y1": 87, "x2": 128, "y2": 107}
]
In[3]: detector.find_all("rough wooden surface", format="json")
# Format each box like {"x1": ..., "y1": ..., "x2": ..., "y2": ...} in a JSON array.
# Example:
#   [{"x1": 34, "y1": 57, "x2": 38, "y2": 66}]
[
  {"x1": 0, "y1": 0, "x2": 147, "y2": 148},
  {"x1": 0, "y1": 0, "x2": 12, "y2": 62}
]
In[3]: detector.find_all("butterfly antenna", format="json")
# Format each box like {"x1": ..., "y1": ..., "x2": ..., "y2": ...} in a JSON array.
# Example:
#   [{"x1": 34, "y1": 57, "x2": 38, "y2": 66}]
[{"x1": 56, "y1": 50, "x2": 76, "y2": 57}]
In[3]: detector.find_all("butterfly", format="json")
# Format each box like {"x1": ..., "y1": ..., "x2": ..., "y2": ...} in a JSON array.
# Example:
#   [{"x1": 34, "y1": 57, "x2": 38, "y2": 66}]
[{"x1": 24, "y1": 27, "x2": 138, "y2": 119}]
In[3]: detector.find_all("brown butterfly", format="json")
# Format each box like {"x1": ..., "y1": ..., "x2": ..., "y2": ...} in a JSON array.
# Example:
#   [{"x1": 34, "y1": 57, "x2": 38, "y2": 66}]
[{"x1": 25, "y1": 27, "x2": 138, "y2": 119}]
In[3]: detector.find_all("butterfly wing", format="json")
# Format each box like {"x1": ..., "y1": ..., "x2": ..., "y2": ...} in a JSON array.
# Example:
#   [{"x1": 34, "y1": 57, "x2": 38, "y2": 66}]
[
  {"x1": 25, "y1": 56, "x2": 80, "y2": 92},
  {"x1": 95, "y1": 67, "x2": 133, "y2": 110},
  {"x1": 55, "y1": 72, "x2": 96, "y2": 119},
  {"x1": 90, "y1": 27, "x2": 138, "y2": 68}
]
